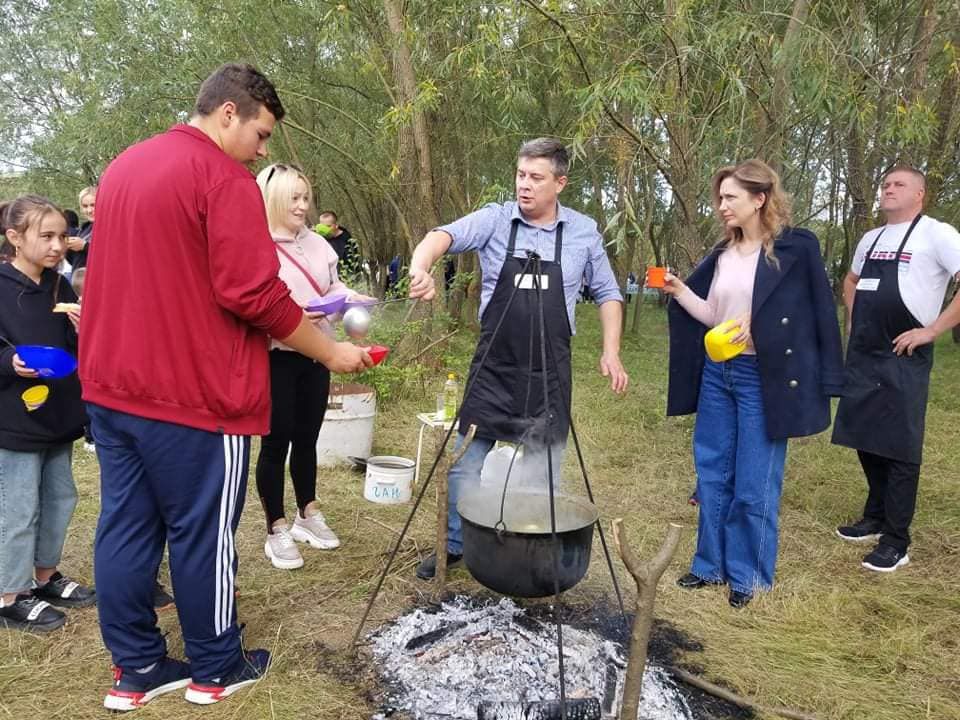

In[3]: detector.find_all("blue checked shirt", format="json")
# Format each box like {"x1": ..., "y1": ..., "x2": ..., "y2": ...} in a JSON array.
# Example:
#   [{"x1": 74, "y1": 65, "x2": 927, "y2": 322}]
[{"x1": 437, "y1": 201, "x2": 622, "y2": 333}]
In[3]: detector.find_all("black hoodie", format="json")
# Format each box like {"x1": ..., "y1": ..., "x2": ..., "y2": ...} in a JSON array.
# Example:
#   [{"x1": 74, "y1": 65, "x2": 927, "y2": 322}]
[{"x1": 0, "y1": 264, "x2": 86, "y2": 451}]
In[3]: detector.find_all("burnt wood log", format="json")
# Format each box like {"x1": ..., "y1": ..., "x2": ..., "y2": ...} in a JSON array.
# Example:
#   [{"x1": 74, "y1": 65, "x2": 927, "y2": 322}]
[{"x1": 477, "y1": 698, "x2": 601, "y2": 720}]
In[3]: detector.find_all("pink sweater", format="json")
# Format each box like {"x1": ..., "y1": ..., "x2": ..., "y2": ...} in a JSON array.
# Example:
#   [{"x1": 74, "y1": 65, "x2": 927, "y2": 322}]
[
  {"x1": 675, "y1": 245, "x2": 761, "y2": 354},
  {"x1": 272, "y1": 227, "x2": 350, "y2": 350}
]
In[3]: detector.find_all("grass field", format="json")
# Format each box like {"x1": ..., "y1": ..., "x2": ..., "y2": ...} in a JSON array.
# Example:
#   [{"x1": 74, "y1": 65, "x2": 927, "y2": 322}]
[{"x1": 2, "y1": 302, "x2": 958, "y2": 719}]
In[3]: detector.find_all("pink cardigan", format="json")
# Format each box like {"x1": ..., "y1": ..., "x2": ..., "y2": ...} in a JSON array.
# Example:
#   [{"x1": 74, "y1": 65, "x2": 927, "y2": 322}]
[{"x1": 271, "y1": 226, "x2": 350, "y2": 350}]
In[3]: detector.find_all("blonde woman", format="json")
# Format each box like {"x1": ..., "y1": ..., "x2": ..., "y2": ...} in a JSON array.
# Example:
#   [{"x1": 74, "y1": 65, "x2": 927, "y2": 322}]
[
  {"x1": 663, "y1": 159, "x2": 843, "y2": 608},
  {"x1": 254, "y1": 163, "x2": 371, "y2": 569},
  {"x1": 65, "y1": 186, "x2": 96, "y2": 271}
]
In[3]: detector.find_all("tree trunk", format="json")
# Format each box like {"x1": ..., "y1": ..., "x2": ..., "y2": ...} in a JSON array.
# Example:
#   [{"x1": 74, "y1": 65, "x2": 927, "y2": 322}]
[
  {"x1": 924, "y1": 27, "x2": 960, "y2": 206},
  {"x1": 383, "y1": 0, "x2": 444, "y2": 327},
  {"x1": 612, "y1": 521, "x2": 682, "y2": 720},
  {"x1": 762, "y1": 0, "x2": 810, "y2": 164},
  {"x1": 663, "y1": 0, "x2": 701, "y2": 271},
  {"x1": 383, "y1": 0, "x2": 440, "y2": 241}
]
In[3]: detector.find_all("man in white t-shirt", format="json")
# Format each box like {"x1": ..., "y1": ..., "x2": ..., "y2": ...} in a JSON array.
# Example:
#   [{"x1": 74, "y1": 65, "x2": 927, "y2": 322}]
[{"x1": 832, "y1": 165, "x2": 960, "y2": 572}]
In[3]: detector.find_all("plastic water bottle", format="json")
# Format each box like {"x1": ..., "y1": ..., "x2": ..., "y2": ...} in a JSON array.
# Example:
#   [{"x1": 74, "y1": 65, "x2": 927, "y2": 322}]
[{"x1": 443, "y1": 373, "x2": 459, "y2": 420}]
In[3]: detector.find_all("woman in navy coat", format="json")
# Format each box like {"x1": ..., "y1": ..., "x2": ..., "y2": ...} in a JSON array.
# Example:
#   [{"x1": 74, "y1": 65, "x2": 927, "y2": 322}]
[{"x1": 663, "y1": 159, "x2": 843, "y2": 608}]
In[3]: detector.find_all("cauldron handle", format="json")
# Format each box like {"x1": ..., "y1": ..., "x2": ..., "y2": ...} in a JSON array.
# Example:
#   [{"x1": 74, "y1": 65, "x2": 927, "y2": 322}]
[{"x1": 495, "y1": 429, "x2": 532, "y2": 533}]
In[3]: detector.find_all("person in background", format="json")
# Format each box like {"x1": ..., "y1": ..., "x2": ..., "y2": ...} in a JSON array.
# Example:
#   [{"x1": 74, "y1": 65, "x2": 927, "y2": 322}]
[
  {"x1": 832, "y1": 165, "x2": 960, "y2": 572},
  {"x1": 387, "y1": 255, "x2": 401, "y2": 292},
  {"x1": 254, "y1": 163, "x2": 373, "y2": 570},
  {"x1": 0, "y1": 202, "x2": 14, "y2": 263},
  {"x1": 0, "y1": 195, "x2": 95, "y2": 633},
  {"x1": 664, "y1": 159, "x2": 844, "y2": 608},
  {"x1": 65, "y1": 186, "x2": 95, "y2": 272},
  {"x1": 408, "y1": 137, "x2": 629, "y2": 579},
  {"x1": 67, "y1": 267, "x2": 176, "y2": 610},
  {"x1": 317, "y1": 210, "x2": 361, "y2": 274},
  {"x1": 63, "y1": 209, "x2": 80, "y2": 238},
  {"x1": 80, "y1": 63, "x2": 371, "y2": 710},
  {"x1": 68, "y1": 268, "x2": 95, "y2": 453}
]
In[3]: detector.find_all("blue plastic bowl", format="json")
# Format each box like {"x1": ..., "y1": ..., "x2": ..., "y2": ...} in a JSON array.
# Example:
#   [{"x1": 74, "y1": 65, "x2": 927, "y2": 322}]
[
  {"x1": 305, "y1": 293, "x2": 348, "y2": 315},
  {"x1": 15, "y1": 345, "x2": 77, "y2": 379}
]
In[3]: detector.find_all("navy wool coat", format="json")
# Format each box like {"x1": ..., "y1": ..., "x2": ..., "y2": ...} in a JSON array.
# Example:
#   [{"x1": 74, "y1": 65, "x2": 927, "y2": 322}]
[{"x1": 666, "y1": 227, "x2": 845, "y2": 440}]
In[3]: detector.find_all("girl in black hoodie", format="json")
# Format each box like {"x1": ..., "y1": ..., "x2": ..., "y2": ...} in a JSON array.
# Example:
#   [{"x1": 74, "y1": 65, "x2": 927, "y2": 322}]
[{"x1": 0, "y1": 195, "x2": 95, "y2": 633}]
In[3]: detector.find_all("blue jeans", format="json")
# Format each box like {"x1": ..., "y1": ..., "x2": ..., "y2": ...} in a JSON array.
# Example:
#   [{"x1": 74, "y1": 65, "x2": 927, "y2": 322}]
[
  {"x1": 0, "y1": 444, "x2": 78, "y2": 594},
  {"x1": 690, "y1": 357, "x2": 787, "y2": 595},
  {"x1": 445, "y1": 434, "x2": 565, "y2": 554}
]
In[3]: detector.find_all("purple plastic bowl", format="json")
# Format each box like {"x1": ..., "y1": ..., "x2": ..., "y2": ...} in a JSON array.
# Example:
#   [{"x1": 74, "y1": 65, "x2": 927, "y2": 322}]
[
  {"x1": 305, "y1": 293, "x2": 348, "y2": 315},
  {"x1": 15, "y1": 345, "x2": 77, "y2": 379}
]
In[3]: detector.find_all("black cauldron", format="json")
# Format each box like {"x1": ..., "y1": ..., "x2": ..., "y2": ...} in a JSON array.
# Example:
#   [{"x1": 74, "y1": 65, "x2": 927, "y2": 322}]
[{"x1": 457, "y1": 489, "x2": 598, "y2": 598}]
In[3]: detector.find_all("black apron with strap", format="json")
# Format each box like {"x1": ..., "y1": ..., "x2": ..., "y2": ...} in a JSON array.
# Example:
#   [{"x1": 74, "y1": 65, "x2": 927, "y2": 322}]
[
  {"x1": 832, "y1": 214, "x2": 932, "y2": 464},
  {"x1": 458, "y1": 219, "x2": 572, "y2": 445}
]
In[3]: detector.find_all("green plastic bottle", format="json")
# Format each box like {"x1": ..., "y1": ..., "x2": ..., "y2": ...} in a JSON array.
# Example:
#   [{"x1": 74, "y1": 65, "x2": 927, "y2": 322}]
[{"x1": 443, "y1": 373, "x2": 459, "y2": 420}]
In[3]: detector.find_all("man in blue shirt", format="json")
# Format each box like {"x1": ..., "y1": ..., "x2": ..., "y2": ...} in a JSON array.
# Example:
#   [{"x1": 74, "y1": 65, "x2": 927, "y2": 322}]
[{"x1": 408, "y1": 138, "x2": 628, "y2": 579}]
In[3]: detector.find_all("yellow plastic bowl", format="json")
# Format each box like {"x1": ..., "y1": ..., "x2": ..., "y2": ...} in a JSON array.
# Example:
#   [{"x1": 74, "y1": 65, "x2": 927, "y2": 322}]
[
  {"x1": 704, "y1": 320, "x2": 747, "y2": 362},
  {"x1": 22, "y1": 385, "x2": 50, "y2": 412}
]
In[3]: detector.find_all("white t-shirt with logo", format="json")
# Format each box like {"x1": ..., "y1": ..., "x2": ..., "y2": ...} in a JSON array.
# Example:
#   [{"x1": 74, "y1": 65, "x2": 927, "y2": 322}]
[{"x1": 851, "y1": 216, "x2": 960, "y2": 326}]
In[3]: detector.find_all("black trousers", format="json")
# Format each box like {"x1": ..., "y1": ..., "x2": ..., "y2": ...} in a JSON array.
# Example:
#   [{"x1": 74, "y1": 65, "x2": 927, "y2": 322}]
[
  {"x1": 858, "y1": 450, "x2": 921, "y2": 552},
  {"x1": 255, "y1": 350, "x2": 330, "y2": 527}
]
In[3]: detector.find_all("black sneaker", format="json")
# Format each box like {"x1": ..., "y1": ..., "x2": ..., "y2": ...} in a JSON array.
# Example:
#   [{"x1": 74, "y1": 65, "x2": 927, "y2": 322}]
[
  {"x1": 103, "y1": 656, "x2": 191, "y2": 711},
  {"x1": 415, "y1": 552, "x2": 463, "y2": 580},
  {"x1": 0, "y1": 594, "x2": 66, "y2": 633},
  {"x1": 836, "y1": 518, "x2": 883, "y2": 543},
  {"x1": 153, "y1": 582, "x2": 175, "y2": 611},
  {"x1": 728, "y1": 590, "x2": 753, "y2": 609},
  {"x1": 33, "y1": 571, "x2": 96, "y2": 608},
  {"x1": 676, "y1": 572, "x2": 723, "y2": 589},
  {"x1": 862, "y1": 543, "x2": 910, "y2": 573},
  {"x1": 184, "y1": 649, "x2": 271, "y2": 705}
]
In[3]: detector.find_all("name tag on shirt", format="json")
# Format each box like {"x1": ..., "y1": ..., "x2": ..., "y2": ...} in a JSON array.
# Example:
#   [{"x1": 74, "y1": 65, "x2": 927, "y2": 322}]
[
  {"x1": 856, "y1": 278, "x2": 880, "y2": 292},
  {"x1": 515, "y1": 273, "x2": 550, "y2": 290}
]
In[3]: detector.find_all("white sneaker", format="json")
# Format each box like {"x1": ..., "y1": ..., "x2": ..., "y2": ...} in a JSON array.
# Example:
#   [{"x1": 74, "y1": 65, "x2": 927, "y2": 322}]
[
  {"x1": 290, "y1": 510, "x2": 340, "y2": 550},
  {"x1": 264, "y1": 523, "x2": 304, "y2": 569}
]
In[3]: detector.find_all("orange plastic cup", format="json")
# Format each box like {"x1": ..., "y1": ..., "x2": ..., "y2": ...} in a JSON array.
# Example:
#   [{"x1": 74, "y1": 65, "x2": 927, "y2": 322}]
[{"x1": 646, "y1": 266, "x2": 667, "y2": 288}]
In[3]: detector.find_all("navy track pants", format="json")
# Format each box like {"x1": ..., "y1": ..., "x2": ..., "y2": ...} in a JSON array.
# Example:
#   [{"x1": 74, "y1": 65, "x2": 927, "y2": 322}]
[{"x1": 89, "y1": 403, "x2": 249, "y2": 682}]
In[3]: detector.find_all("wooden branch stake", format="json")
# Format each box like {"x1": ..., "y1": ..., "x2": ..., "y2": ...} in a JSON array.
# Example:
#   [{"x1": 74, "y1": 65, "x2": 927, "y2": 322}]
[
  {"x1": 611, "y1": 519, "x2": 682, "y2": 720},
  {"x1": 433, "y1": 423, "x2": 476, "y2": 598},
  {"x1": 668, "y1": 666, "x2": 819, "y2": 720}
]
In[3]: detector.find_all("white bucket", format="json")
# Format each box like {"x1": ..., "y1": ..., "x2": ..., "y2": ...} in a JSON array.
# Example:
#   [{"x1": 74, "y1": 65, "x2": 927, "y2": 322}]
[
  {"x1": 316, "y1": 383, "x2": 377, "y2": 467},
  {"x1": 364, "y1": 456, "x2": 414, "y2": 504}
]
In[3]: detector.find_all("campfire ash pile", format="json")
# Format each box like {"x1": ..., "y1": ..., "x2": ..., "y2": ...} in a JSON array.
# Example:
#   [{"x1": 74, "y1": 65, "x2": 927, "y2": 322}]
[{"x1": 369, "y1": 596, "x2": 694, "y2": 720}]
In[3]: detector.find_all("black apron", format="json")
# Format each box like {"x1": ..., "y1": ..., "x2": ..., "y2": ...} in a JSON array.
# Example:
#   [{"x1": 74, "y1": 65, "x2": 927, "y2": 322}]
[
  {"x1": 459, "y1": 219, "x2": 572, "y2": 445},
  {"x1": 832, "y1": 215, "x2": 932, "y2": 464}
]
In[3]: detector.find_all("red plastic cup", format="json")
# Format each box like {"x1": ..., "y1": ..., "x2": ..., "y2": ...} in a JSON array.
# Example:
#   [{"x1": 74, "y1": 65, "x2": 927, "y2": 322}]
[
  {"x1": 365, "y1": 345, "x2": 390, "y2": 366},
  {"x1": 646, "y1": 266, "x2": 667, "y2": 288}
]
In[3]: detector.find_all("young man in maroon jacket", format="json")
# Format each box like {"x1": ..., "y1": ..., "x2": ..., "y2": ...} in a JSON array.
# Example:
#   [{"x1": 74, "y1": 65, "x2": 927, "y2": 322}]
[{"x1": 79, "y1": 63, "x2": 371, "y2": 711}]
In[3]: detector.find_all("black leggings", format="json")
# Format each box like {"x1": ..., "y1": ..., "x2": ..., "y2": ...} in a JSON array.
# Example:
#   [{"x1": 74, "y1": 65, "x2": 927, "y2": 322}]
[{"x1": 255, "y1": 350, "x2": 330, "y2": 528}]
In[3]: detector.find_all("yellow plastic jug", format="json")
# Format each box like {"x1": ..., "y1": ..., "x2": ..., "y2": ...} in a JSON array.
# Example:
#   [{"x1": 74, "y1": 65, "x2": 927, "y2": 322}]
[{"x1": 704, "y1": 320, "x2": 747, "y2": 362}]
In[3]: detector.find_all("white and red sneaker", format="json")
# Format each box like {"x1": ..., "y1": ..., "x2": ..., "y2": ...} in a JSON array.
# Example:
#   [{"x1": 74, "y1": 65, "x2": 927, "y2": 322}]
[
  {"x1": 103, "y1": 657, "x2": 191, "y2": 711},
  {"x1": 185, "y1": 649, "x2": 271, "y2": 705}
]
